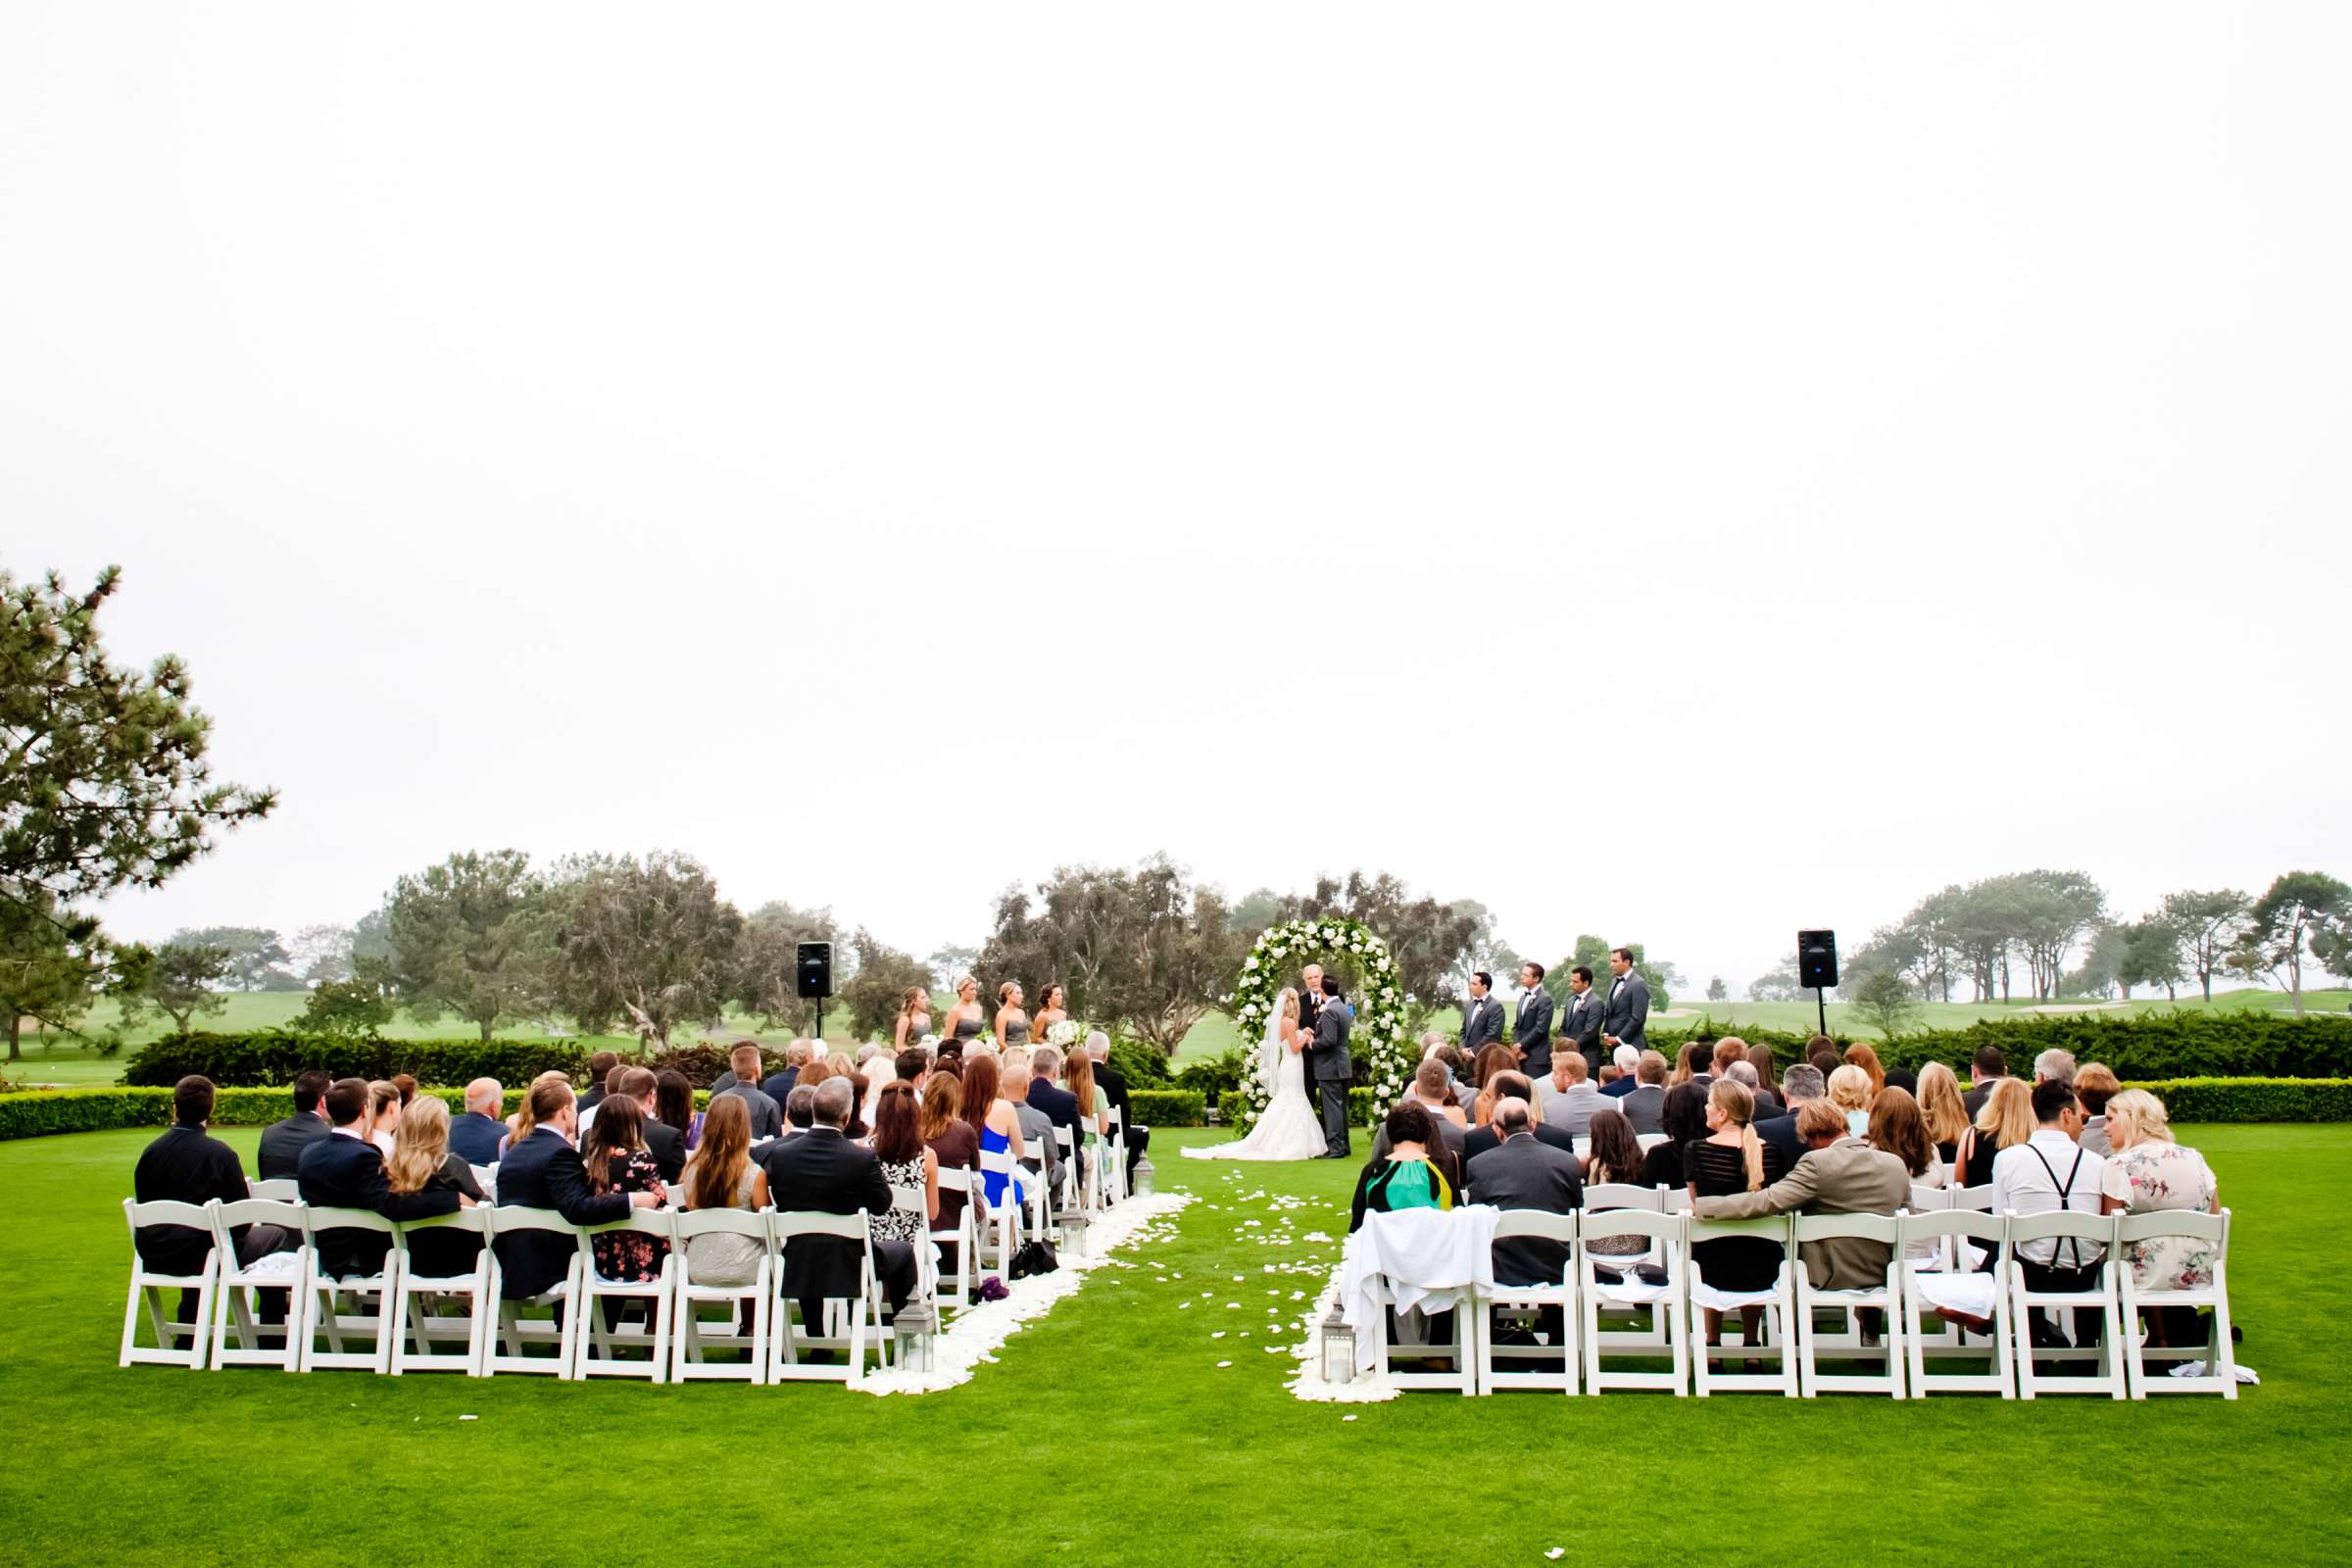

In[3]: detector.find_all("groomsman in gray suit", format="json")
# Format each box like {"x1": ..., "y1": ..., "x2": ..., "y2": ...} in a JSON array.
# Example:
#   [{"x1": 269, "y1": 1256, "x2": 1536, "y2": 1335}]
[
  {"x1": 1511, "y1": 961, "x2": 1554, "y2": 1075},
  {"x1": 1601, "y1": 947, "x2": 1651, "y2": 1054},
  {"x1": 1459, "y1": 970, "x2": 1504, "y2": 1054},
  {"x1": 1560, "y1": 965, "x2": 1605, "y2": 1077}
]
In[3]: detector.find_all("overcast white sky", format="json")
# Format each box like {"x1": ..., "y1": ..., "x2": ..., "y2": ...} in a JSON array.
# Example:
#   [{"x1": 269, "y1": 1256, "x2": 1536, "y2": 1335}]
[{"x1": 6, "y1": 4, "x2": 2348, "y2": 992}]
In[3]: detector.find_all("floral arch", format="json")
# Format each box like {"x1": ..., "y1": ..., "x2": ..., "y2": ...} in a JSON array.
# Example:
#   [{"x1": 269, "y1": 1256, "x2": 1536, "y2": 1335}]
[{"x1": 1226, "y1": 916, "x2": 1411, "y2": 1129}]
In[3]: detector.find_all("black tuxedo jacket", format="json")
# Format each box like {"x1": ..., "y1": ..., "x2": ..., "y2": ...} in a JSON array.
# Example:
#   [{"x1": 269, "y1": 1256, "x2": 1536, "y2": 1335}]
[
  {"x1": 642, "y1": 1115, "x2": 687, "y2": 1183},
  {"x1": 257, "y1": 1111, "x2": 328, "y2": 1181},
  {"x1": 1460, "y1": 996, "x2": 1504, "y2": 1054},
  {"x1": 1026, "y1": 1078, "x2": 1083, "y2": 1146},
  {"x1": 1093, "y1": 1063, "x2": 1133, "y2": 1128},
  {"x1": 133, "y1": 1124, "x2": 252, "y2": 1275},
  {"x1": 1753, "y1": 1110, "x2": 1806, "y2": 1174},
  {"x1": 298, "y1": 1130, "x2": 462, "y2": 1278},
  {"x1": 757, "y1": 1127, "x2": 890, "y2": 1303},
  {"x1": 493, "y1": 1127, "x2": 628, "y2": 1298},
  {"x1": 1459, "y1": 1117, "x2": 1578, "y2": 1168}
]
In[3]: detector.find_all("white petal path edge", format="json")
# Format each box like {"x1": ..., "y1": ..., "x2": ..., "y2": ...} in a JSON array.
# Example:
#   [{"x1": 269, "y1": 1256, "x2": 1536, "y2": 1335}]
[
  {"x1": 857, "y1": 1192, "x2": 1195, "y2": 1396},
  {"x1": 1283, "y1": 1258, "x2": 1403, "y2": 1403}
]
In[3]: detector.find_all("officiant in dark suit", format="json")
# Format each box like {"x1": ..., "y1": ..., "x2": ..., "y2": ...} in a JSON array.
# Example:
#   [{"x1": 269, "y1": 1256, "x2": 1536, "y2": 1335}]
[
  {"x1": 1309, "y1": 977, "x2": 1354, "y2": 1159},
  {"x1": 1459, "y1": 971, "x2": 1504, "y2": 1054}
]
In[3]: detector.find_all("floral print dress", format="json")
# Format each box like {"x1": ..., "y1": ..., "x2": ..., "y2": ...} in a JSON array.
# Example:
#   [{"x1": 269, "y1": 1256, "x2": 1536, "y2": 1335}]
[
  {"x1": 2100, "y1": 1141, "x2": 2219, "y2": 1289},
  {"x1": 589, "y1": 1148, "x2": 671, "y2": 1282}
]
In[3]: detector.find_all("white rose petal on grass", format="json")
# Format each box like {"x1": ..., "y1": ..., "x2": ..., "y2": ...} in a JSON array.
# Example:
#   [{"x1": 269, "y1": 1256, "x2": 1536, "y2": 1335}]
[
  {"x1": 1178, "y1": 1301, "x2": 1193, "y2": 1310},
  {"x1": 1211, "y1": 1331, "x2": 1226, "y2": 1340},
  {"x1": 1546, "y1": 1552, "x2": 1565, "y2": 1562},
  {"x1": 1217, "y1": 1359, "x2": 1233, "y2": 1368},
  {"x1": 1342, "y1": 1414, "x2": 1357, "y2": 1422}
]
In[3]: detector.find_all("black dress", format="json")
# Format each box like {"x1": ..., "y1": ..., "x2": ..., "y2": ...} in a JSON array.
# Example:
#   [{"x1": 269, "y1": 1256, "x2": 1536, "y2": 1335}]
[
  {"x1": 403, "y1": 1156, "x2": 486, "y2": 1279},
  {"x1": 1685, "y1": 1140, "x2": 1787, "y2": 1292},
  {"x1": 1638, "y1": 1139, "x2": 1686, "y2": 1190}
]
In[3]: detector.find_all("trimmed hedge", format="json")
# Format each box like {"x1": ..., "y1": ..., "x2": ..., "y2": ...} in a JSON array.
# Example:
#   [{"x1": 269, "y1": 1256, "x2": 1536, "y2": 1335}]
[
  {"x1": 2120, "y1": 1077, "x2": 2352, "y2": 1122},
  {"x1": 123, "y1": 1032, "x2": 588, "y2": 1090},
  {"x1": 1649, "y1": 1010, "x2": 2352, "y2": 1082},
  {"x1": 1127, "y1": 1089, "x2": 1206, "y2": 1127}
]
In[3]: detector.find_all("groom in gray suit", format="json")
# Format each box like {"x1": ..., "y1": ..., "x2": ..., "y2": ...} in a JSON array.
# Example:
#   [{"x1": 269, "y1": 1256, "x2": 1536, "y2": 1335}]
[{"x1": 1309, "y1": 976, "x2": 1353, "y2": 1158}]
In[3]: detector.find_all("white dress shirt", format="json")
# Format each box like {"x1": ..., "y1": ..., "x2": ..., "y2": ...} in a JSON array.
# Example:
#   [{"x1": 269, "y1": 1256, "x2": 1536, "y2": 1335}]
[{"x1": 1991, "y1": 1128, "x2": 2107, "y2": 1267}]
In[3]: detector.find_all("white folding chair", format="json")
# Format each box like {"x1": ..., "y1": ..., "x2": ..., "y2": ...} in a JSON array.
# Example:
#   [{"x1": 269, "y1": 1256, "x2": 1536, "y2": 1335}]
[
  {"x1": 1102, "y1": 1107, "x2": 1130, "y2": 1204},
  {"x1": 390, "y1": 1208, "x2": 494, "y2": 1376},
  {"x1": 1685, "y1": 1214, "x2": 1796, "y2": 1397},
  {"x1": 1052, "y1": 1126, "x2": 1098, "y2": 1231},
  {"x1": 298, "y1": 1207, "x2": 403, "y2": 1373},
  {"x1": 768, "y1": 1210, "x2": 878, "y2": 1384},
  {"x1": 2117, "y1": 1207, "x2": 2235, "y2": 1398},
  {"x1": 1582, "y1": 1183, "x2": 1667, "y2": 1272},
  {"x1": 572, "y1": 1209, "x2": 677, "y2": 1381},
  {"x1": 207, "y1": 1198, "x2": 308, "y2": 1372},
  {"x1": 974, "y1": 1149, "x2": 1027, "y2": 1276},
  {"x1": 246, "y1": 1179, "x2": 300, "y2": 1201},
  {"x1": 1475, "y1": 1211, "x2": 1579, "y2": 1395},
  {"x1": 1906, "y1": 1183, "x2": 1953, "y2": 1270},
  {"x1": 470, "y1": 1164, "x2": 498, "y2": 1201},
  {"x1": 2008, "y1": 1211, "x2": 2125, "y2": 1399},
  {"x1": 670, "y1": 1208, "x2": 772, "y2": 1384},
  {"x1": 1366, "y1": 1275, "x2": 1481, "y2": 1396},
  {"x1": 1946, "y1": 1183, "x2": 1996, "y2": 1269},
  {"x1": 931, "y1": 1167, "x2": 977, "y2": 1316},
  {"x1": 1635, "y1": 1133, "x2": 1670, "y2": 1152},
  {"x1": 120, "y1": 1199, "x2": 218, "y2": 1370},
  {"x1": 481, "y1": 1207, "x2": 584, "y2": 1378},
  {"x1": 890, "y1": 1184, "x2": 937, "y2": 1307},
  {"x1": 1579, "y1": 1209, "x2": 1688, "y2": 1395},
  {"x1": 1791, "y1": 1212, "x2": 1906, "y2": 1397},
  {"x1": 1901, "y1": 1210, "x2": 2012, "y2": 1396}
]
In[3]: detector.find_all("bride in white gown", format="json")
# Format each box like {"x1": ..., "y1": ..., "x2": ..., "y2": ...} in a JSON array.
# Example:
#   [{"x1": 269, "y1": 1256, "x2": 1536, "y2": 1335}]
[{"x1": 1183, "y1": 987, "x2": 1329, "y2": 1161}]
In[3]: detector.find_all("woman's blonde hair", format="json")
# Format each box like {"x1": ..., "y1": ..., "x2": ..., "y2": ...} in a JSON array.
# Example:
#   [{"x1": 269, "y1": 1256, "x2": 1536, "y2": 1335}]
[
  {"x1": 506, "y1": 1068, "x2": 572, "y2": 1144},
  {"x1": 1976, "y1": 1076, "x2": 2034, "y2": 1149},
  {"x1": 1826, "y1": 1064, "x2": 1873, "y2": 1115},
  {"x1": 2104, "y1": 1089, "x2": 2174, "y2": 1151},
  {"x1": 1914, "y1": 1061, "x2": 1971, "y2": 1145},
  {"x1": 999, "y1": 980, "x2": 1020, "y2": 1004},
  {"x1": 1708, "y1": 1079, "x2": 1764, "y2": 1191},
  {"x1": 1002, "y1": 1047, "x2": 1032, "y2": 1084},
  {"x1": 1667, "y1": 1042, "x2": 1696, "y2": 1088},
  {"x1": 385, "y1": 1095, "x2": 451, "y2": 1195}
]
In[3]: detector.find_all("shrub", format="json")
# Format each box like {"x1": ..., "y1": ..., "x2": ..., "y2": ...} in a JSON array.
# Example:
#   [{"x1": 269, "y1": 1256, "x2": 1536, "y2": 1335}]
[
  {"x1": 1175, "y1": 1046, "x2": 1251, "y2": 1110},
  {"x1": 122, "y1": 1032, "x2": 588, "y2": 1089},
  {"x1": 1108, "y1": 1038, "x2": 1172, "y2": 1088},
  {"x1": 2125, "y1": 1077, "x2": 2352, "y2": 1122},
  {"x1": 645, "y1": 1041, "x2": 787, "y2": 1087},
  {"x1": 1647, "y1": 1011, "x2": 2352, "y2": 1082},
  {"x1": 0, "y1": 1083, "x2": 722, "y2": 1142},
  {"x1": 1126, "y1": 1089, "x2": 1206, "y2": 1127}
]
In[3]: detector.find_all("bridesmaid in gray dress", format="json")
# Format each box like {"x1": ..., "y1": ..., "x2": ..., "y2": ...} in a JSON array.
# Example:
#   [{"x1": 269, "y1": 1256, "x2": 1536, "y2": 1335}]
[
  {"x1": 995, "y1": 981, "x2": 1030, "y2": 1050},
  {"x1": 943, "y1": 975, "x2": 986, "y2": 1050}
]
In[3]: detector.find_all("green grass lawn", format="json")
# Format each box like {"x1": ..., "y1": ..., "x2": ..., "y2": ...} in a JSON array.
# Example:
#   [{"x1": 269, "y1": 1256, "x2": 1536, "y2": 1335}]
[{"x1": 2, "y1": 1124, "x2": 2345, "y2": 1565}]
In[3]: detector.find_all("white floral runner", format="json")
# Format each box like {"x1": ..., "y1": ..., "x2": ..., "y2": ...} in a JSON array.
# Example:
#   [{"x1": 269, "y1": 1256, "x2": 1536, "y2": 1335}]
[{"x1": 857, "y1": 1192, "x2": 1193, "y2": 1396}]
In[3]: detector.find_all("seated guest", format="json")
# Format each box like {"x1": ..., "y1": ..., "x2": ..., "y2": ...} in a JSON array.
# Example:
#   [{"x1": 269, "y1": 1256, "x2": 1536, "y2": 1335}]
[
  {"x1": 384, "y1": 1096, "x2": 487, "y2": 1278},
  {"x1": 655, "y1": 1069, "x2": 701, "y2": 1153},
  {"x1": 1461, "y1": 1072, "x2": 1578, "y2": 1164},
  {"x1": 1914, "y1": 1061, "x2": 1971, "y2": 1168},
  {"x1": 1003, "y1": 1049, "x2": 1064, "y2": 1206},
  {"x1": 300, "y1": 1077, "x2": 466, "y2": 1279},
  {"x1": 1620, "y1": 1051, "x2": 1669, "y2": 1136},
  {"x1": 1991, "y1": 1080, "x2": 2107, "y2": 1351},
  {"x1": 257, "y1": 1068, "x2": 332, "y2": 1180},
  {"x1": 1638, "y1": 1081, "x2": 1709, "y2": 1188},
  {"x1": 1087, "y1": 1031, "x2": 1152, "y2": 1181},
  {"x1": 708, "y1": 1040, "x2": 766, "y2": 1094},
  {"x1": 1597, "y1": 1064, "x2": 1622, "y2": 1087},
  {"x1": 677, "y1": 1095, "x2": 768, "y2": 1288},
  {"x1": 1348, "y1": 1102, "x2": 1456, "y2": 1233},
  {"x1": 2099, "y1": 1089, "x2": 2220, "y2": 1347},
  {"x1": 1370, "y1": 1060, "x2": 1470, "y2": 1166},
  {"x1": 1954, "y1": 1076, "x2": 2034, "y2": 1188},
  {"x1": 367, "y1": 1080, "x2": 402, "y2": 1157},
  {"x1": 2034, "y1": 1048, "x2": 2078, "y2": 1091},
  {"x1": 760, "y1": 1039, "x2": 811, "y2": 1107},
  {"x1": 1962, "y1": 1044, "x2": 2008, "y2": 1118},
  {"x1": 134, "y1": 1075, "x2": 294, "y2": 1321},
  {"x1": 2074, "y1": 1062, "x2": 2120, "y2": 1156},
  {"x1": 1752, "y1": 1064, "x2": 1824, "y2": 1173},
  {"x1": 1468, "y1": 1043, "x2": 1518, "y2": 1126},
  {"x1": 1435, "y1": 1045, "x2": 1477, "y2": 1109},
  {"x1": 1868, "y1": 1086, "x2": 1944, "y2": 1188},
  {"x1": 1725, "y1": 1060, "x2": 1777, "y2": 1117},
  {"x1": 1826, "y1": 1064, "x2": 1874, "y2": 1137},
  {"x1": 1535, "y1": 1052, "x2": 1608, "y2": 1140},
  {"x1": 1693, "y1": 1099, "x2": 1909, "y2": 1293},
  {"x1": 1579, "y1": 1109, "x2": 1650, "y2": 1257},
  {"x1": 758, "y1": 1078, "x2": 919, "y2": 1335},
  {"x1": 1065, "y1": 1049, "x2": 1107, "y2": 1171},
  {"x1": 503, "y1": 1070, "x2": 571, "y2": 1152},
  {"x1": 1708, "y1": 1036, "x2": 1747, "y2": 1086},
  {"x1": 580, "y1": 1095, "x2": 670, "y2": 1285},
  {"x1": 866, "y1": 1082, "x2": 941, "y2": 1249},
  {"x1": 1026, "y1": 1044, "x2": 1083, "y2": 1155},
  {"x1": 448, "y1": 1078, "x2": 508, "y2": 1165},
  {"x1": 1883, "y1": 1066, "x2": 1918, "y2": 1096},
  {"x1": 1465, "y1": 1097, "x2": 1583, "y2": 1279},
  {"x1": 783, "y1": 1084, "x2": 818, "y2": 1137},
  {"x1": 1601, "y1": 1044, "x2": 1642, "y2": 1098},
  {"x1": 1744, "y1": 1042, "x2": 1778, "y2": 1102},
  {"x1": 1666, "y1": 1042, "x2": 1698, "y2": 1089},
  {"x1": 611, "y1": 1067, "x2": 684, "y2": 1182},
  {"x1": 715, "y1": 1044, "x2": 783, "y2": 1140},
  {"x1": 920, "y1": 1072, "x2": 978, "y2": 1255},
  {"x1": 575, "y1": 1051, "x2": 620, "y2": 1115},
  {"x1": 960, "y1": 1053, "x2": 1036, "y2": 1215},
  {"x1": 843, "y1": 1072, "x2": 872, "y2": 1141},
  {"x1": 1685, "y1": 1080, "x2": 1788, "y2": 1354},
  {"x1": 494, "y1": 1079, "x2": 657, "y2": 1300},
  {"x1": 1840, "y1": 1042, "x2": 1886, "y2": 1100}
]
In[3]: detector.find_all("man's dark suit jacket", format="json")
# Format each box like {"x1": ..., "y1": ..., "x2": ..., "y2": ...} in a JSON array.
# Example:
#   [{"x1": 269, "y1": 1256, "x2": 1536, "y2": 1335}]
[
  {"x1": 1463, "y1": 1132, "x2": 1585, "y2": 1285},
  {"x1": 641, "y1": 1115, "x2": 687, "y2": 1183},
  {"x1": 447, "y1": 1110, "x2": 507, "y2": 1167},
  {"x1": 1513, "y1": 989, "x2": 1555, "y2": 1074},
  {"x1": 1459, "y1": 1116, "x2": 1578, "y2": 1167},
  {"x1": 492, "y1": 1126, "x2": 628, "y2": 1298},
  {"x1": 1963, "y1": 1079, "x2": 2001, "y2": 1119},
  {"x1": 1619, "y1": 1083, "x2": 1667, "y2": 1135},
  {"x1": 298, "y1": 1129, "x2": 463, "y2": 1278},
  {"x1": 133, "y1": 1123, "x2": 252, "y2": 1275},
  {"x1": 757, "y1": 1126, "x2": 890, "y2": 1305},
  {"x1": 576, "y1": 1085, "x2": 608, "y2": 1115},
  {"x1": 760, "y1": 1067, "x2": 800, "y2": 1105},
  {"x1": 257, "y1": 1111, "x2": 329, "y2": 1181},
  {"x1": 1092, "y1": 1061, "x2": 1152, "y2": 1162},
  {"x1": 1459, "y1": 995, "x2": 1504, "y2": 1054},
  {"x1": 1560, "y1": 988, "x2": 1605, "y2": 1074},
  {"x1": 1600, "y1": 1075, "x2": 1638, "y2": 1099},
  {"x1": 1754, "y1": 1109, "x2": 1805, "y2": 1175},
  {"x1": 1026, "y1": 1076, "x2": 1082, "y2": 1149}
]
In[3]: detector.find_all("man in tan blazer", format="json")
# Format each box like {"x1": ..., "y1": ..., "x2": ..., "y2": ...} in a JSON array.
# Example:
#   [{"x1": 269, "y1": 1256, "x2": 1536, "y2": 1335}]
[{"x1": 1693, "y1": 1101, "x2": 1910, "y2": 1289}]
